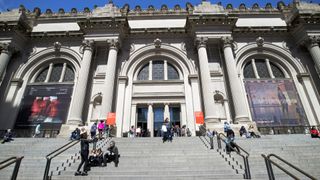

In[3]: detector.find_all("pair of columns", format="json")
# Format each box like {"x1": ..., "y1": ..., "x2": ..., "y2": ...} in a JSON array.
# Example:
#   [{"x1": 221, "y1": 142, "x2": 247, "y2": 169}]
[
  {"x1": 196, "y1": 37, "x2": 249, "y2": 123},
  {"x1": 68, "y1": 39, "x2": 119, "y2": 125}
]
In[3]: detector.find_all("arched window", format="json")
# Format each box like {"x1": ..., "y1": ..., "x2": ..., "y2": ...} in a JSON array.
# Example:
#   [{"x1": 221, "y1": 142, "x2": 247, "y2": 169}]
[
  {"x1": 137, "y1": 60, "x2": 179, "y2": 80},
  {"x1": 243, "y1": 58, "x2": 306, "y2": 127},
  {"x1": 33, "y1": 63, "x2": 74, "y2": 83},
  {"x1": 243, "y1": 59, "x2": 285, "y2": 79}
]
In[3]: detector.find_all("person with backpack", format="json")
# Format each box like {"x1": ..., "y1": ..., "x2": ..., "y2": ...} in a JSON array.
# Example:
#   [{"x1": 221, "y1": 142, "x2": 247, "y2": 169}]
[
  {"x1": 226, "y1": 128, "x2": 240, "y2": 154},
  {"x1": 90, "y1": 122, "x2": 97, "y2": 139}
]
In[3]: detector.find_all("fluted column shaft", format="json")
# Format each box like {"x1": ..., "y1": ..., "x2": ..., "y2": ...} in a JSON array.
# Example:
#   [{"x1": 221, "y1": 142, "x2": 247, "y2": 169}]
[
  {"x1": 222, "y1": 37, "x2": 250, "y2": 123},
  {"x1": 100, "y1": 40, "x2": 119, "y2": 120},
  {"x1": 68, "y1": 40, "x2": 94, "y2": 125},
  {"x1": 0, "y1": 44, "x2": 13, "y2": 80},
  {"x1": 306, "y1": 36, "x2": 320, "y2": 75},
  {"x1": 196, "y1": 38, "x2": 218, "y2": 123}
]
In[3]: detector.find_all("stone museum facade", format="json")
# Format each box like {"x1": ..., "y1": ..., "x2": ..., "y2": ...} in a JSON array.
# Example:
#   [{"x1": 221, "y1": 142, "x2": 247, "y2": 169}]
[{"x1": 0, "y1": 0, "x2": 320, "y2": 137}]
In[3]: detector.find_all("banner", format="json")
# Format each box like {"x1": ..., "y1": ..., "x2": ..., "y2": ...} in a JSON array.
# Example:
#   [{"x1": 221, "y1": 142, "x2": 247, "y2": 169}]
[
  {"x1": 245, "y1": 79, "x2": 307, "y2": 126},
  {"x1": 106, "y1": 112, "x2": 116, "y2": 125},
  {"x1": 15, "y1": 85, "x2": 73, "y2": 129},
  {"x1": 195, "y1": 111, "x2": 204, "y2": 124}
]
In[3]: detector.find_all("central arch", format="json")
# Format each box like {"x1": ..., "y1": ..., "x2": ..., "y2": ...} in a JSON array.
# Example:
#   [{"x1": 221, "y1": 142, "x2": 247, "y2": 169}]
[{"x1": 116, "y1": 43, "x2": 198, "y2": 137}]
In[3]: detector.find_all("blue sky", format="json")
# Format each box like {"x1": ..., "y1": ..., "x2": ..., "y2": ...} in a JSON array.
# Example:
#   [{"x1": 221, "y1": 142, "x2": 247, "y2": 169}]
[{"x1": 0, "y1": 0, "x2": 319, "y2": 12}]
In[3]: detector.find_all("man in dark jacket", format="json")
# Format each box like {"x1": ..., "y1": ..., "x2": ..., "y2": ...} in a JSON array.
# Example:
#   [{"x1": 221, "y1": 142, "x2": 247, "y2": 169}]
[
  {"x1": 226, "y1": 128, "x2": 240, "y2": 154},
  {"x1": 102, "y1": 140, "x2": 119, "y2": 167},
  {"x1": 75, "y1": 128, "x2": 94, "y2": 176}
]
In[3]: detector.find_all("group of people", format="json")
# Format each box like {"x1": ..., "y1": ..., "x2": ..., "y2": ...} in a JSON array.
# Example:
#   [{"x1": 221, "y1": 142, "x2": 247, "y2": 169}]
[
  {"x1": 128, "y1": 126, "x2": 150, "y2": 137},
  {"x1": 75, "y1": 127, "x2": 120, "y2": 176},
  {"x1": 239, "y1": 124, "x2": 261, "y2": 138}
]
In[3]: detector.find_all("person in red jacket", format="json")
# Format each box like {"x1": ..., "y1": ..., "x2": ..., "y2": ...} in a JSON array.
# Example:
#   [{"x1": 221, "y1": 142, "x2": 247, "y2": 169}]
[{"x1": 310, "y1": 126, "x2": 319, "y2": 138}]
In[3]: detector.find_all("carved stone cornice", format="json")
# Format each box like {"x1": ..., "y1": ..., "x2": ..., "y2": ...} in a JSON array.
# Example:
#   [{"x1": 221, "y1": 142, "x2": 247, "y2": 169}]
[
  {"x1": 221, "y1": 36, "x2": 233, "y2": 49},
  {"x1": 80, "y1": 40, "x2": 94, "y2": 53},
  {"x1": 107, "y1": 39, "x2": 120, "y2": 50},
  {"x1": 195, "y1": 37, "x2": 208, "y2": 49}
]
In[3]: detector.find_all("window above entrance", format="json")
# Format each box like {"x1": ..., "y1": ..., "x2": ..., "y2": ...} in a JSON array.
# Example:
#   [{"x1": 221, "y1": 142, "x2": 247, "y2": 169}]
[
  {"x1": 137, "y1": 60, "x2": 179, "y2": 81},
  {"x1": 243, "y1": 59, "x2": 286, "y2": 79},
  {"x1": 33, "y1": 63, "x2": 74, "y2": 83}
]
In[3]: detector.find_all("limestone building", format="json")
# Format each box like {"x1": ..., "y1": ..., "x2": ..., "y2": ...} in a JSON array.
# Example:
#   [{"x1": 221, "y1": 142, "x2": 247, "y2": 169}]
[{"x1": 0, "y1": 0, "x2": 319, "y2": 137}]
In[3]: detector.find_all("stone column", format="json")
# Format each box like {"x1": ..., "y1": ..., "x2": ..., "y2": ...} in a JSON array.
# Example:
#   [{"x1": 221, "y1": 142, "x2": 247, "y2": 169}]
[
  {"x1": 164, "y1": 103, "x2": 170, "y2": 121},
  {"x1": 115, "y1": 76, "x2": 128, "y2": 137},
  {"x1": 68, "y1": 40, "x2": 94, "y2": 125},
  {"x1": 189, "y1": 74, "x2": 202, "y2": 112},
  {"x1": 196, "y1": 37, "x2": 219, "y2": 123},
  {"x1": 306, "y1": 36, "x2": 320, "y2": 76},
  {"x1": 222, "y1": 37, "x2": 250, "y2": 123},
  {"x1": 100, "y1": 39, "x2": 119, "y2": 120},
  {"x1": 0, "y1": 43, "x2": 13, "y2": 80},
  {"x1": 147, "y1": 103, "x2": 154, "y2": 137},
  {"x1": 223, "y1": 99, "x2": 232, "y2": 123}
]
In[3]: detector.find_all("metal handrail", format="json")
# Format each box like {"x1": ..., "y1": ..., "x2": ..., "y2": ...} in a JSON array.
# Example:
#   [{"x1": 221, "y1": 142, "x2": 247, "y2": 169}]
[
  {"x1": 262, "y1": 154, "x2": 317, "y2": 180},
  {"x1": 0, "y1": 156, "x2": 24, "y2": 180},
  {"x1": 217, "y1": 133, "x2": 251, "y2": 179},
  {"x1": 43, "y1": 140, "x2": 79, "y2": 180}
]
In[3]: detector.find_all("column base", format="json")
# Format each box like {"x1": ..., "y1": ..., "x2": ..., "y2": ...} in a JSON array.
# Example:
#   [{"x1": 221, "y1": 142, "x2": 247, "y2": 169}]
[
  {"x1": 67, "y1": 117, "x2": 83, "y2": 125},
  {"x1": 234, "y1": 115, "x2": 250, "y2": 124},
  {"x1": 205, "y1": 116, "x2": 220, "y2": 124}
]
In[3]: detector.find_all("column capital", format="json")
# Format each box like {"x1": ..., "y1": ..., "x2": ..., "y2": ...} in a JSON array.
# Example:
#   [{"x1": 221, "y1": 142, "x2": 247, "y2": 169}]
[
  {"x1": 107, "y1": 39, "x2": 120, "y2": 50},
  {"x1": 0, "y1": 42, "x2": 14, "y2": 54},
  {"x1": 195, "y1": 37, "x2": 208, "y2": 49},
  {"x1": 80, "y1": 40, "x2": 94, "y2": 53},
  {"x1": 305, "y1": 36, "x2": 320, "y2": 48},
  {"x1": 221, "y1": 36, "x2": 233, "y2": 49}
]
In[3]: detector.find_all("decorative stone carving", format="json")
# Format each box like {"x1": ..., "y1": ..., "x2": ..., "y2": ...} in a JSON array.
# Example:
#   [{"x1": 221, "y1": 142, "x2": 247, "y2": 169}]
[
  {"x1": 134, "y1": 5, "x2": 142, "y2": 12},
  {"x1": 121, "y1": 4, "x2": 130, "y2": 14},
  {"x1": 45, "y1": 9, "x2": 53, "y2": 15},
  {"x1": 193, "y1": 1, "x2": 225, "y2": 14},
  {"x1": 282, "y1": 41, "x2": 289, "y2": 50},
  {"x1": 58, "y1": 8, "x2": 65, "y2": 14},
  {"x1": 195, "y1": 37, "x2": 208, "y2": 49},
  {"x1": 0, "y1": 43, "x2": 14, "y2": 53},
  {"x1": 130, "y1": 43, "x2": 135, "y2": 53},
  {"x1": 107, "y1": 39, "x2": 119, "y2": 50},
  {"x1": 53, "y1": 42, "x2": 62, "y2": 51},
  {"x1": 161, "y1": 5, "x2": 168, "y2": 12},
  {"x1": 256, "y1": 37, "x2": 264, "y2": 47},
  {"x1": 154, "y1": 38, "x2": 162, "y2": 48},
  {"x1": 239, "y1": 3, "x2": 246, "y2": 11},
  {"x1": 174, "y1": 5, "x2": 181, "y2": 11},
  {"x1": 71, "y1": 8, "x2": 77, "y2": 14},
  {"x1": 181, "y1": 42, "x2": 186, "y2": 51},
  {"x1": 80, "y1": 40, "x2": 94, "y2": 54},
  {"x1": 83, "y1": 7, "x2": 91, "y2": 13},
  {"x1": 92, "y1": 2, "x2": 121, "y2": 17},
  {"x1": 221, "y1": 37, "x2": 233, "y2": 48},
  {"x1": 147, "y1": 5, "x2": 155, "y2": 12},
  {"x1": 305, "y1": 36, "x2": 320, "y2": 48},
  {"x1": 265, "y1": 3, "x2": 273, "y2": 10}
]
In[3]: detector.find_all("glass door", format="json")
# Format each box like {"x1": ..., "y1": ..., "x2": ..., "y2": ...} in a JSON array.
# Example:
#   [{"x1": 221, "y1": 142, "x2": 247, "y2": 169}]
[{"x1": 154, "y1": 107, "x2": 164, "y2": 137}]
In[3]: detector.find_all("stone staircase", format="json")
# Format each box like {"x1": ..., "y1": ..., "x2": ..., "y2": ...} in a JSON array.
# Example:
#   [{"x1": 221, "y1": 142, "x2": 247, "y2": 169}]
[
  {"x1": 52, "y1": 137, "x2": 243, "y2": 180},
  {"x1": 1, "y1": 135, "x2": 320, "y2": 180},
  {"x1": 214, "y1": 134, "x2": 320, "y2": 180}
]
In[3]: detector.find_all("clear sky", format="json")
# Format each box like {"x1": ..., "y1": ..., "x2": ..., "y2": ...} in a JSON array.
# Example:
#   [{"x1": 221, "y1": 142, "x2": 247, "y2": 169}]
[{"x1": 0, "y1": 0, "x2": 319, "y2": 12}]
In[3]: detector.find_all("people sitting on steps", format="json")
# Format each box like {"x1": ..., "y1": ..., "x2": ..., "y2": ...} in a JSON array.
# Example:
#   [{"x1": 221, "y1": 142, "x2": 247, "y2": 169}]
[
  {"x1": 102, "y1": 140, "x2": 120, "y2": 167},
  {"x1": 239, "y1": 126, "x2": 247, "y2": 137},
  {"x1": 225, "y1": 128, "x2": 240, "y2": 154},
  {"x1": 70, "y1": 128, "x2": 80, "y2": 140},
  {"x1": 247, "y1": 125, "x2": 261, "y2": 138},
  {"x1": 89, "y1": 148, "x2": 104, "y2": 166}
]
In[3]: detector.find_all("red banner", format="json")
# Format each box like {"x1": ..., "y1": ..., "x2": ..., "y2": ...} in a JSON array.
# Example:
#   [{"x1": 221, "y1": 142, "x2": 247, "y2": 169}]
[
  {"x1": 106, "y1": 112, "x2": 116, "y2": 125},
  {"x1": 195, "y1": 111, "x2": 204, "y2": 124}
]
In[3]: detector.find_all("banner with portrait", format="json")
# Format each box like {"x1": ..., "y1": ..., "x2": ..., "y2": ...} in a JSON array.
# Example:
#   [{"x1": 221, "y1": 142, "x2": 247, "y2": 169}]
[
  {"x1": 15, "y1": 85, "x2": 73, "y2": 129},
  {"x1": 244, "y1": 79, "x2": 307, "y2": 126}
]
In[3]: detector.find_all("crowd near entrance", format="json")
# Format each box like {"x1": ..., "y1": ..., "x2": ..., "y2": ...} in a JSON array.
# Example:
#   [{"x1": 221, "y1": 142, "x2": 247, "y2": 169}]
[{"x1": 136, "y1": 104, "x2": 181, "y2": 137}]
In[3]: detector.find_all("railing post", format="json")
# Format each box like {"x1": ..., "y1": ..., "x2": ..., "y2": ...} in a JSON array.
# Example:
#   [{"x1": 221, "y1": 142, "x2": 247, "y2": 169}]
[
  {"x1": 43, "y1": 158, "x2": 51, "y2": 180},
  {"x1": 263, "y1": 155, "x2": 275, "y2": 180},
  {"x1": 217, "y1": 135, "x2": 221, "y2": 149},
  {"x1": 210, "y1": 136, "x2": 214, "y2": 149},
  {"x1": 11, "y1": 157, "x2": 23, "y2": 180},
  {"x1": 243, "y1": 156, "x2": 251, "y2": 179}
]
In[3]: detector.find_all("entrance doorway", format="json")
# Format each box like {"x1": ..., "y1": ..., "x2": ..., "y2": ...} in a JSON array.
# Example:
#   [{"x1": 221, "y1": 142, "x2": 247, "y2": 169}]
[
  {"x1": 154, "y1": 107, "x2": 164, "y2": 137},
  {"x1": 137, "y1": 107, "x2": 148, "y2": 137}
]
